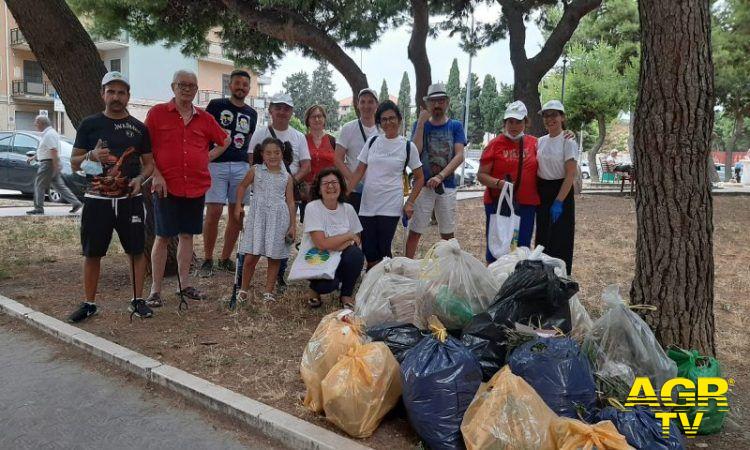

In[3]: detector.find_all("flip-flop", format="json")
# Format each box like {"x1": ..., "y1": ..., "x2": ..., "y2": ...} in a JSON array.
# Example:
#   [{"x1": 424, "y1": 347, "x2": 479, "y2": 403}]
[{"x1": 307, "y1": 297, "x2": 323, "y2": 308}]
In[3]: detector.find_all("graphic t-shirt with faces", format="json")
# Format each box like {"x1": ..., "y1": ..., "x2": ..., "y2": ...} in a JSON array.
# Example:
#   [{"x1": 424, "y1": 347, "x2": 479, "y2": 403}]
[{"x1": 206, "y1": 98, "x2": 258, "y2": 163}]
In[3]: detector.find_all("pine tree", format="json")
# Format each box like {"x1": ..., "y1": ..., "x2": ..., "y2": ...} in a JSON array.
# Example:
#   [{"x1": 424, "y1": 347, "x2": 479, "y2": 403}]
[
  {"x1": 379, "y1": 79, "x2": 390, "y2": 102},
  {"x1": 479, "y1": 74, "x2": 503, "y2": 135},
  {"x1": 446, "y1": 58, "x2": 463, "y2": 119},
  {"x1": 397, "y1": 71, "x2": 412, "y2": 136},
  {"x1": 460, "y1": 73, "x2": 483, "y2": 144},
  {"x1": 282, "y1": 71, "x2": 311, "y2": 119},
  {"x1": 309, "y1": 62, "x2": 340, "y2": 129}
]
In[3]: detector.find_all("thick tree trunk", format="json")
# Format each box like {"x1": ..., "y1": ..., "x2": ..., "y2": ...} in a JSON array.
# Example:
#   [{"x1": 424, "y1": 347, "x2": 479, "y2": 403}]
[
  {"x1": 514, "y1": 77, "x2": 545, "y2": 136},
  {"x1": 725, "y1": 114, "x2": 744, "y2": 181},
  {"x1": 5, "y1": 0, "x2": 106, "y2": 127},
  {"x1": 408, "y1": 0, "x2": 431, "y2": 110},
  {"x1": 587, "y1": 115, "x2": 607, "y2": 181},
  {"x1": 631, "y1": 0, "x2": 715, "y2": 354}
]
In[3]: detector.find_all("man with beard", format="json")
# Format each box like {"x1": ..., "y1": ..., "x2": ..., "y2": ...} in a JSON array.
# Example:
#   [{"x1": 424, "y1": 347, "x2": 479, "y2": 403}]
[
  {"x1": 405, "y1": 83, "x2": 466, "y2": 258},
  {"x1": 198, "y1": 69, "x2": 258, "y2": 277},
  {"x1": 334, "y1": 88, "x2": 379, "y2": 213},
  {"x1": 66, "y1": 71, "x2": 155, "y2": 322}
]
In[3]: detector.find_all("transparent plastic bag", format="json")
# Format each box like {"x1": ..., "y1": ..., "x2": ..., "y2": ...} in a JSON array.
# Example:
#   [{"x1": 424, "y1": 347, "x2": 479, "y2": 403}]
[
  {"x1": 488, "y1": 245, "x2": 567, "y2": 287},
  {"x1": 321, "y1": 342, "x2": 402, "y2": 438},
  {"x1": 354, "y1": 273, "x2": 428, "y2": 329},
  {"x1": 421, "y1": 239, "x2": 499, "y2": 329},
  {"x1": 461, "y1": 366, "x2": 558, "y2": 450},
  {"x1": 569, "y1": 294, "x2": 594, "y2": 340},
  {"x1": 552, "y1": 417, "x2": 632, "y2": 450},
  {"x1": 582, "y1": 285, "x2": 677, "y2": 397},
  {"x1": 300, "y1": 310, "x2": 366, "y2": 412}
]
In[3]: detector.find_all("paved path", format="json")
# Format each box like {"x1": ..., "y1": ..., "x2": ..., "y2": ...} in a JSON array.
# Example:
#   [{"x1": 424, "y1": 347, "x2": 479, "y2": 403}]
[{"x1": 0, "y1": 319, "x2": 276, "y2": 450}]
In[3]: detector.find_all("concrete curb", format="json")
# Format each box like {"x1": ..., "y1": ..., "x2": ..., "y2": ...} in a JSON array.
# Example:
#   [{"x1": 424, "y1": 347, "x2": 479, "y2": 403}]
[{"x1": 0, "y1": 294, "x2": 373, "y2": 450}]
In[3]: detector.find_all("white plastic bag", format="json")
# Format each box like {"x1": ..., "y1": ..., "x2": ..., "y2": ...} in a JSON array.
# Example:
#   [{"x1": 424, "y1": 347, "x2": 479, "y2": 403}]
[
  {"x1": 354, "y1": 273, "x2": 428, "y2": 329},
  {"x1": 487, "y1": 245, "x2": 567, "y2": 287},
  {"x1": 355, "y1": 257, "x2": 421, "y2": 307},
  {"x1": 421, "y1": 239, "x2": 499, "y2": 329},
  {"x1": 582, "y1": 285, "x2": 677, "y2": 396},
  {"x1": 487, "y1": 182, "x2": 520, "y2": 259}
]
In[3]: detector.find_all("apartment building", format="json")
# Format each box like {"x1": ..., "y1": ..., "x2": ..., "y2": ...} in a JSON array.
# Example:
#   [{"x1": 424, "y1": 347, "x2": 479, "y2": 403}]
[{"x1": 0, "y1": 6, "x2": 271, "y2": 139}]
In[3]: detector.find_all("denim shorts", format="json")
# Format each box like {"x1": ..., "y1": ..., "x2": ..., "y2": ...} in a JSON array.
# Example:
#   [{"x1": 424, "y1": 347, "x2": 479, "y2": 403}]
[{"x1": 206, "y1": 161, "x2": 251, "y2": 205}]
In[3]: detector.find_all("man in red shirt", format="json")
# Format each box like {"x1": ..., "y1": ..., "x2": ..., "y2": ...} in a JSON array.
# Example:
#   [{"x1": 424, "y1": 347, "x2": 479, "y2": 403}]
[{"x1": 145, "y1": 70, "x2": 229, "y2": 307}]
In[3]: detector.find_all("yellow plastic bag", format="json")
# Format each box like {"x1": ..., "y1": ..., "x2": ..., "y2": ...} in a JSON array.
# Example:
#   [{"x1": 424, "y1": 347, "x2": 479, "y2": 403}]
[
  {"x1": 300, "y1": 310, "x2": 365, "y2": 412},
  {"x1": 461, "y1": 366, "x2": 558, "y2": 450},
  {"x1": 321, "y1": 342, "x2": 402, "y2": 438},
  {"x1": 553, "y1": 417, "x2": 632, "y2": 450}
]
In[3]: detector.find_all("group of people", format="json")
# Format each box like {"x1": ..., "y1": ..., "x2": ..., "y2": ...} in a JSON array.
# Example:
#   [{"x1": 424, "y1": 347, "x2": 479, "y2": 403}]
[{"x1": 63, "y1": 68, "x2": 579, "y2": 323}]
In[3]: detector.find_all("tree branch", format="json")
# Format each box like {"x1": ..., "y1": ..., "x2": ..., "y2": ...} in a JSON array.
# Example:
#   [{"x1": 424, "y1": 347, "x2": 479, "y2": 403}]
[{"x1": 499, "y1": 1, "x2": 529, "y2": 67}]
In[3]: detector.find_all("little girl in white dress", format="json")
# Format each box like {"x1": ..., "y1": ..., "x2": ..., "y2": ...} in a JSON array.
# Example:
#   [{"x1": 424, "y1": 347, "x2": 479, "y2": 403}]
[{"x1": 235, "y1": 137, "x2": 296, "y2": 302}]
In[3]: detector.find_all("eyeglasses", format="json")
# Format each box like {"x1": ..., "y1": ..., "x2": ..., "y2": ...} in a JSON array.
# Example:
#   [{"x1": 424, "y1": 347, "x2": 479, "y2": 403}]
[
  {"x1": 174, "y1": 82, "x2": 198, "y2": 92},
  {"x1": 322, "y1": 180, "x2": 340, "y2": 187},
  {"x1": 380, "y1": 116, "x2": 399, "y2": 124}
]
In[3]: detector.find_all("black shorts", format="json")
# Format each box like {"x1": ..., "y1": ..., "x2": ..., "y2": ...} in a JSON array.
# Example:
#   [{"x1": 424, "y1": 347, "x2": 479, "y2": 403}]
[
  {"x1": 81, "y1": 196, "x2": 145, "y2": 257},
  {"x1": 359, "y1": 215, "x2": 400, "y2": 263},
  {"x1": 153, "y1": 195, "x2": 205, "y2": 237}
]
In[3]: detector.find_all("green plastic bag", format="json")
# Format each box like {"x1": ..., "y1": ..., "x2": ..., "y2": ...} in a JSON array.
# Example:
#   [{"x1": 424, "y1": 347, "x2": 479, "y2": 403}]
[{"x1": 667, "y1": 346, "x2": 726, "y2": 435}]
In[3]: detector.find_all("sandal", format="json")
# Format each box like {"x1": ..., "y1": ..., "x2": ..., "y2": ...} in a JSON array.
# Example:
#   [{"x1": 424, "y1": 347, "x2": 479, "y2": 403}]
[
  {"x1": 262, "y1": 292, "x2": 277, "y2": 303},
  {"x1": 307, "y1": 296, "x2": 322, "y2": 308},
  {"x1": 340, "y1": 298, "x2": 355, "y2": 311},
  {"x1": 177, "y1": 286, "x2": 207, "y2": 301},
  {"x1": 237, "y1": 290, "x2": 249, "y2": 303},
  {"x1": 145, "y1": 292, "x2": 164, "y2": 308}
]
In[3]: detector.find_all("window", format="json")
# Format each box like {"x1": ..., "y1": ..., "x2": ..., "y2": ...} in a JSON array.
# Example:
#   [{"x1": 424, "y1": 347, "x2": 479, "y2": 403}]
[
  {"x1": 0, "y1": 134, "x2": 13, "y2": 154},
  {"x1": 110, "y1": 59, "x2": 121, "y2": 73},
  {"x1": 13, "y1": 133, "x2": 39, "y2": 155},
  {"x1": 222, "y1": 73, "x2": 231, "y2": 97}
]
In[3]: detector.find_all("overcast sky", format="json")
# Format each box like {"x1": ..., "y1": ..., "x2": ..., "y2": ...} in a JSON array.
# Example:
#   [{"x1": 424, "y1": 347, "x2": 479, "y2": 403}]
[{"x1": 266, "y1": 5, "x2": 548, "y2": 102}]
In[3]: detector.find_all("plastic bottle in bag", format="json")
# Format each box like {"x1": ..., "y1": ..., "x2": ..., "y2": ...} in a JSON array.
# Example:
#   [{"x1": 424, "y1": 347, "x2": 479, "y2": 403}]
[{"x1": 300, "y1": 310, "x2": 366, "y2": 412}]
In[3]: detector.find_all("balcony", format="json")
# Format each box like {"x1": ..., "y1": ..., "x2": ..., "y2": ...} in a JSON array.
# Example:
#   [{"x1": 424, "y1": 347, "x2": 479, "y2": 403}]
[
  {"x1": 10, "y1": 28, "x2": 128, "y2": 51},
  {"x1": 199, "y1": 42, "x2": 233, "y2": 65},
  {"x1": 12, "y1": 79, "x2": 55, "y2": 99},
  {"x1": 10, "y1": 27, "x2": 25, "y2": 46},
  {"x1": 195, "y1": 89, "x2": 225, "y2": 106}
]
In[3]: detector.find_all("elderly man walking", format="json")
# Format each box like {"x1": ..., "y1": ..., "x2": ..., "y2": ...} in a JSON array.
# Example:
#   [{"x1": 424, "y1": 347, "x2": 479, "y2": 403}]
[
  {"x1": 26, "y1": 115, "x2": 83, "y2": 215},
  {"x1": 145, "y1": 70, "x2": 229, "y2": 307}
]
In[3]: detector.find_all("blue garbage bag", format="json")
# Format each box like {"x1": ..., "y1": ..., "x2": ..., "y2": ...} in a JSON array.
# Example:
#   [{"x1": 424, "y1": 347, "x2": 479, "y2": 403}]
[
  {"x1": 401, "y1": 321, "x2": 482, "y2": 450},
  {"x1": 462, "y1": 260, "x2": 577, "y2": 380},
  {"x1": 508, "y1": 337, "x2": 597, "y2": 418},
  {"x1": 597, "y1": 406, "x2": 685, "y2": 450}
]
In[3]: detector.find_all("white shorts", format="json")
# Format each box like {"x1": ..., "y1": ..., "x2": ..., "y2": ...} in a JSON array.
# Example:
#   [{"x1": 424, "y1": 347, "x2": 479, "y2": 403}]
[
  {"x1": 205, "y1": 161, "x2": 251, "y2": 205},
  {"x1": 409, "y1": 187, "x2": 457, "y2": 235}
]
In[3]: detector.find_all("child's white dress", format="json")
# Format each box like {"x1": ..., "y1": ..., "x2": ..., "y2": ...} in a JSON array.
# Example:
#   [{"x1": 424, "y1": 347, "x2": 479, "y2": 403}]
[{"x1": 239, "y1": 164, "x2": 290, "y2": 259}]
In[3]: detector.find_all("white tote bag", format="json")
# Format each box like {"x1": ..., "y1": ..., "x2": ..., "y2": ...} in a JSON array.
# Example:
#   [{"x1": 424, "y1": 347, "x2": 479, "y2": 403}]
[
  {"x1": 288, "y1": 234, "x2": 342, "y2": 281},
  {"x1": 488, "y1": 181, "x2": 520, "y2": 259}
]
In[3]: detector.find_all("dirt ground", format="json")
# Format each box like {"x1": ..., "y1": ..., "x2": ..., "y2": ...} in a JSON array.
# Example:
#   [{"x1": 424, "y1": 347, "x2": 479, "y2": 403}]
[{"x1": 1, "y1": 195, "x2": 747, "y2": 449}]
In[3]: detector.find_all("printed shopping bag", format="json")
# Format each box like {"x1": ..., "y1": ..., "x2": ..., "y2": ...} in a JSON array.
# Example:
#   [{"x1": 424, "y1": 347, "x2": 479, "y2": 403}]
[{"x1": 289, "y1": 235, "x2": 341, "y2": 281}]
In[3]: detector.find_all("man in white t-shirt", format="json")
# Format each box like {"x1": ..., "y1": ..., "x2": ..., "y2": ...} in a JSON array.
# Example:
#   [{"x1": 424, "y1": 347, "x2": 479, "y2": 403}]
[
  {"x1": 26, "y1": 115, "x2": 83, "y2": 215},
  {"x1": 334, "y1": 88, "x2": 379, "y2": 213},
  {"x1": 247, "y1": 92, "x2": 311, "y2": 288}
]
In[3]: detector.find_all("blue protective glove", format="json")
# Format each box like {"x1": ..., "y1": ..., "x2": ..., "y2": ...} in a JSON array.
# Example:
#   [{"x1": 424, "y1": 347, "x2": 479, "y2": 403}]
[{"x1": 550, "y1": 200, "x2": 564, "y2": 224}]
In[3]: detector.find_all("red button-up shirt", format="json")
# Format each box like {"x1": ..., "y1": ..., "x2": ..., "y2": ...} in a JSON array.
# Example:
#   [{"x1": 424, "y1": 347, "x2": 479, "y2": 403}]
[
  {"x1": 146, "y1": 99, "x2": 226, "y2": 198},
  {"x1": 480, "y1": 134, "x2": 540, "y2": 206}
]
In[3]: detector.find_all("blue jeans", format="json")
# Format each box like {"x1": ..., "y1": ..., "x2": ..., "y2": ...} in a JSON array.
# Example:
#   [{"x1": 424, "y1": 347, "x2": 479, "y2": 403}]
[
  {"x1": 309, "y1": 245, "x2": 365, "y2": 297},
  {"x1": 484, "y1": 202, "x2": 537, "y2": 263}
]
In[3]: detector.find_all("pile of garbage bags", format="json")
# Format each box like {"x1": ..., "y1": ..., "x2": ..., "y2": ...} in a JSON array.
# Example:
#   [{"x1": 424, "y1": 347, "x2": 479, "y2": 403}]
[{"x1": 299, "y1": 239, "x2": 722, "y2": 447}]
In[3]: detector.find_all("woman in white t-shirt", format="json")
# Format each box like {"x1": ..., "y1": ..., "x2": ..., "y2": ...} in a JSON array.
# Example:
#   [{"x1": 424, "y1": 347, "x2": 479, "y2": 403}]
[
  {"x1": 349, "y1": 100, "x2": 425, "y2": 269},
  {"x1": 535, "y1": 100, "x2": 578, "y2": 274},
  {"x1": 302, "y1": 168, "x2": 364, "y2": 309}
]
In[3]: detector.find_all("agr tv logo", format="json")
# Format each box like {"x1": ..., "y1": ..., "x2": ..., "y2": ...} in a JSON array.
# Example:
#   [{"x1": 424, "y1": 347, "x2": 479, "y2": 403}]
[{"x1": 624, "y1": 377, "x2": 732, "y2": 437}]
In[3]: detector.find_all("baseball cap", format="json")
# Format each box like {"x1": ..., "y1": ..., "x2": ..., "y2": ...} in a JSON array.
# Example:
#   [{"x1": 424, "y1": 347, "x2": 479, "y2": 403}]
[
  {"x1": 503, "y1": 100, "x2": 528, "y2": 120},
  {"x1": 423, "y1": 83, "x2": 448, "y2": 101},
  {"x1": 357, "y1": 88, "x2": 378, "y2": 101},
  {"x1": 270, "y1": 93, "x2": 294, "y2": 107},
  {"x1": 101, "y1": 71, "x2": 130, "y2": 88},
  {"x1": 539, "y1": 99, "x2": 565, "y2": 114}
]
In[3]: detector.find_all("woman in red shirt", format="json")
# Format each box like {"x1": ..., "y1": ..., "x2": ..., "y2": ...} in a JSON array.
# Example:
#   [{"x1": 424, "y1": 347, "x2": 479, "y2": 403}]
[
  {"x1": 302, "y1": 105, "x2": 336, "y2": 222},
  {"x1": 477, "y1": 100, "x2": 540, "y2": 263}
]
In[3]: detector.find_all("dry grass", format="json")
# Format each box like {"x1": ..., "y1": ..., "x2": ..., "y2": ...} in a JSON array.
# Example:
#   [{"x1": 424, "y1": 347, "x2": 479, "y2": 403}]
[{"x1": 1, "y1": 195, "x2": 748, "y2": 449}]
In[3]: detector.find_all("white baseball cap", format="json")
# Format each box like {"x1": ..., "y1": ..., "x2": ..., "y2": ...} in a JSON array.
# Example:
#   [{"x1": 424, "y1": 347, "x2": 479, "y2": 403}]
[
  {"x1": 357, "y1": 88, "x2": 378, "y2": 101},
  {"x1": 423, "y1": 83, "x2": 448, "y2": 101},
  {"x1": 540, "y1": 99, "x2": 565, "y2": 114},
  {"x1": 270, "y1": 93, "x2": 294, "y2": 107},
  {"x1": 101, "y1": 71, "x2": 130, "y2": 88},
  {"x1": 503, "y1": 100, "x2": 528, "y2": 120}
]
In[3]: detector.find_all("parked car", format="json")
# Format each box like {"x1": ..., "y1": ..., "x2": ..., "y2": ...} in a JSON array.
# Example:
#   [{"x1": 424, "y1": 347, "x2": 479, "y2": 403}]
[
  {"x1": 406, "y1": 157, "x2": 479, "y2": 187},
  {"x1": 0, "y1": 130, "x2": 85, "y2": 202}
]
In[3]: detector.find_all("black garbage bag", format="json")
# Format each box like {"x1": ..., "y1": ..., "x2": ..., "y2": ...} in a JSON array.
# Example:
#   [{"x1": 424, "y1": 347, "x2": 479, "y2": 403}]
[
  {"x1": 401, "y1": 318, "x2": 482, "y2": 450},
  {"x1": 462, "y1": 260, "x2": 577, "y2": 380},
  {"x1": 597, "y1": 406, "x2": 685, "y2": 450},
  {"x1": 367, "y1": 324, "x2": 425, "y2": 363},
  {"x1": 508, "y1": 337, "x2": 597, "y2": 418}
]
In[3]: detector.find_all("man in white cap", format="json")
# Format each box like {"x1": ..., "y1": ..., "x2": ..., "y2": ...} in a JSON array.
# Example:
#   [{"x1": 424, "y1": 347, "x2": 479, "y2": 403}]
[
  {"x1": 334, "y1": 87, "x2": 379, "y2": 213},
  {"x1": 405, "y1": 83, "x2": 467, "y2": 258},
  {"x1": 247, "y1": 92, "x2": 311, "y2": 289},
  {"x1": 66, "y1": 71, "x2": 155, "y2": 322}
]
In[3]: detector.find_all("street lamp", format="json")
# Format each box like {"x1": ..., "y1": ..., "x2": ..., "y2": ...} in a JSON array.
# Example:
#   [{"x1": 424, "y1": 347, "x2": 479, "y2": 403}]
[{"x1": 561, "y1": 53, "x2": 569, "y2": 103}]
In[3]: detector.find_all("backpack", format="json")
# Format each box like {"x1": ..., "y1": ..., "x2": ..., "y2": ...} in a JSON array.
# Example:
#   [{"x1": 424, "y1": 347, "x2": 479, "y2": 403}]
[{"x1": 366, "y1": 135, "x2": 411, "y2": 196}]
